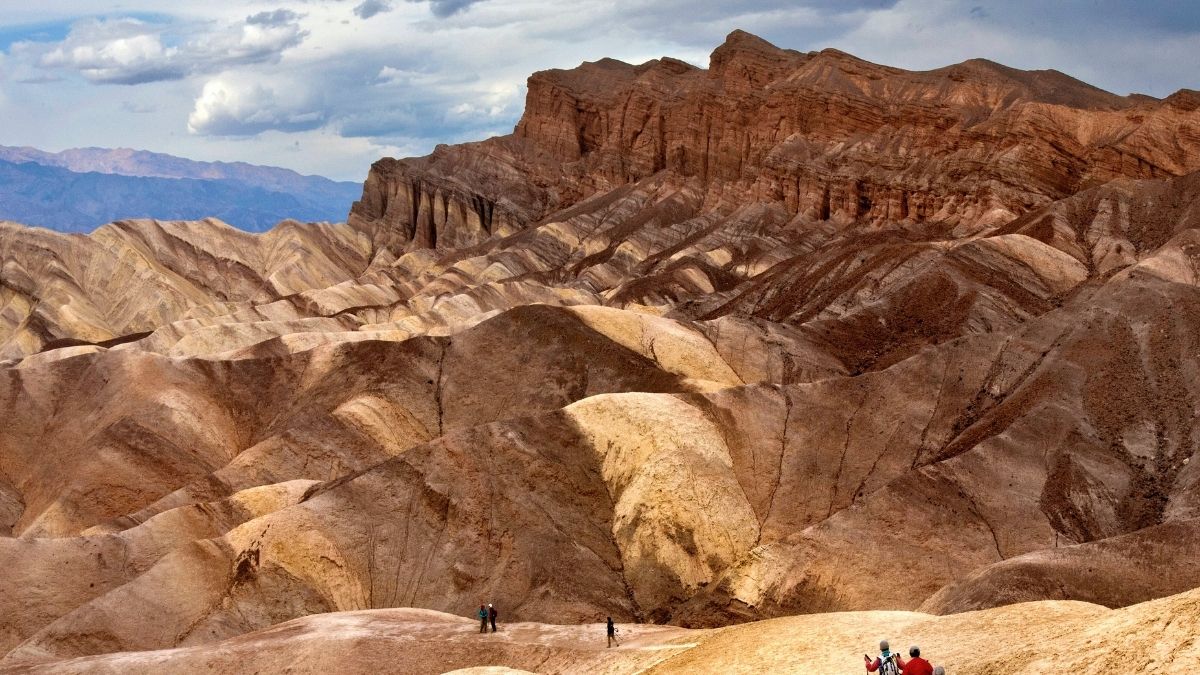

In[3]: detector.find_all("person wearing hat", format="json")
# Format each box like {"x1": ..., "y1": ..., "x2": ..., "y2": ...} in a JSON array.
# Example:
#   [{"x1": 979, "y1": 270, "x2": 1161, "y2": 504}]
[{"x1": 900, "y1": 646, "x2": 934, "y2": 675}]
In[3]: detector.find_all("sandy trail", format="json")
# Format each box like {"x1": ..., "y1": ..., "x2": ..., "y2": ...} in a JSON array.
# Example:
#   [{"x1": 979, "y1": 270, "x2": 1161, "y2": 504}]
[
  {"x1": 3, "y1": 587, "x2": 1196, "y2": 674},
  {"x1": 0, "y1": 610, "x2": 697, "y2": 674}
]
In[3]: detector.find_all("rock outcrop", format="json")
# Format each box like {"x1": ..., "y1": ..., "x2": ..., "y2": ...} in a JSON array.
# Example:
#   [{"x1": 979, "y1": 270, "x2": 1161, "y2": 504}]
[{"x1": 351, "y1": 29, "x2": 1200, "y2": 256}]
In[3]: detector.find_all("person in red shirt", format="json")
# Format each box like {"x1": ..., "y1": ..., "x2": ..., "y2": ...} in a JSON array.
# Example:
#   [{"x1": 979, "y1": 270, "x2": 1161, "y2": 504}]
[{"x1": 900, "y1": 646, "x2": 934, "y2": 675}]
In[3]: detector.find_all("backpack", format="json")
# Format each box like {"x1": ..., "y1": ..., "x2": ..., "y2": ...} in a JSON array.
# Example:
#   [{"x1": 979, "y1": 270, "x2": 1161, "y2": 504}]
[{"x1": 878, "y1": 653, "x2": 900, "y2": 675}]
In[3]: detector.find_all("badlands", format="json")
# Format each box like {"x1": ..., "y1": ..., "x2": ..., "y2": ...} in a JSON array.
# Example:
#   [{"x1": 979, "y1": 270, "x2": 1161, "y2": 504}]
[{"x1": 2, "y1": 30, "x2": 1200, "y2": 673}]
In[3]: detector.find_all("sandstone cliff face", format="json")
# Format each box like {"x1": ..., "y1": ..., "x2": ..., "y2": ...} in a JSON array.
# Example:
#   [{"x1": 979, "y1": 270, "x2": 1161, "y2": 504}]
[
  {"x1": 348, "y1": 157, "x2": 520, "y2": 257},
  {"x1": 3, "y1": 30, "x2": 1200, "y2": 670},
  {"x1": 350, "y1": 30, "x2": 1200, "y2": 259}
]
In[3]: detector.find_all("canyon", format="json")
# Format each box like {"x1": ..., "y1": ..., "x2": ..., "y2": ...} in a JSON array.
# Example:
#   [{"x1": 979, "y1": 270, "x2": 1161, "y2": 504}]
[{"x1": 1, "y1": 30, "x2": 1199, "y2": 673}]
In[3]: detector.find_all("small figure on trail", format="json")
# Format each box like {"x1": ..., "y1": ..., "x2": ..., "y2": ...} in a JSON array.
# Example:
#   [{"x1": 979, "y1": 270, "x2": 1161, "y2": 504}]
[
  {"x1": 865, "y1": 639, "x2": 901, "y2": 674},
  {"x1": 489, "y1": 603, "x2": 498, "y2": 632},
  {"x1": 900, "y1": 646, "x2": 933, "y2": 675},
  {"x1": 607, "y1": 616, "x2": 619, "y2": 648},
  {"x1": 478, "y1": 604, "x2": 488, "y2": 633}
]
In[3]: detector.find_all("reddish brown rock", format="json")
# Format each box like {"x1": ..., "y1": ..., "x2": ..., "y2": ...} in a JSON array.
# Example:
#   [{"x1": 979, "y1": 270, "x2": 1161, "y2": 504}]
[{"x1": 352, "y1": 30, "x2": 1200, "y2": 259}]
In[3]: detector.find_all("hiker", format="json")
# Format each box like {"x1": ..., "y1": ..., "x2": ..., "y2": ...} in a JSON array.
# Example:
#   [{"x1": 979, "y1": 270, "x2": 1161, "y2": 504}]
[
  {"x1": 488, "y1": 603, "x2": 498, "y2": 632},
  {"x1": 607, "y1": 617, "x2": 619, "y2": 648},
  {"x1": 900, "y1": 646, "x2": 933, "y2": 675},
  {"x1": 865, "y1": 640, "x2": 901, "y2": 674},
  {"x1": 478, "y1": 604, "x2": 488, "y2": 633}
]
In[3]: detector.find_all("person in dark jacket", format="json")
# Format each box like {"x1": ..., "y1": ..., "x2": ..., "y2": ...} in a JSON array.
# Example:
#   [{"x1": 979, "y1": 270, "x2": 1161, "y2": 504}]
[
  {"x1": 488, "y1": 603, "x2": 497, "y2": 632},
  {"x1": 477, "y1": 605, "x2": 488, "y2": 633},
  {"x1": 900, "y1": 646, "x2": 934, "y2": 675},
  {"x1": 607, "y1": 617, "x2": 618, "y2": 648}
]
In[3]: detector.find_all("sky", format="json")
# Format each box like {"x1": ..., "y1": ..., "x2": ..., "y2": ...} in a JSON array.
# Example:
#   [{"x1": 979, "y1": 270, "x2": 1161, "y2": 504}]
[{"x1": 0, "y1": 1, "x2": 1197, "y2": 182}]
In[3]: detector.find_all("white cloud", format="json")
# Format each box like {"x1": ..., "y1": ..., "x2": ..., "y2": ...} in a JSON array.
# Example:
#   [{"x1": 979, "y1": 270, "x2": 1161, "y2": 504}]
[
  {"x1": 39, "y1": 19, "x2": 185, "y2": 84},
  {"x1": 444, "y1": 81, "x2": 520, "y2": 121},
  {"x1": 225, "y1": 17, "x2": 307, "y2": 59},
  {"x1": 188, "y1": 76, "x2": 324, "y2": 135},
  {"x1": 31, "y1": 12, "x2": 307, "y2": 85}
]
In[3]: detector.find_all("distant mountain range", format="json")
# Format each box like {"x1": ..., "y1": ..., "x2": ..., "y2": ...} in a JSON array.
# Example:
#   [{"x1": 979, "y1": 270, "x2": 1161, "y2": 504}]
[{"x1": 0, "y1": 146, "x2": 362, "y2": 232}]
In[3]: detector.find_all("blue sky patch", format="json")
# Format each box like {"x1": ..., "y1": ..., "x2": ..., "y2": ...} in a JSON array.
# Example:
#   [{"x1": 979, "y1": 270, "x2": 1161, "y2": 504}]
[
  {"x1": 0, "y1": 20, "x2": 73, "y2": 52},
  {"x1": 0, "y1": 13, "x2": 176, "y2": 53}
]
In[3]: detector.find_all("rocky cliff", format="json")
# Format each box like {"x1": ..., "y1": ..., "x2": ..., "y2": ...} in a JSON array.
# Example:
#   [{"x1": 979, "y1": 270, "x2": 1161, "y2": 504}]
[{"x1": 350, "y1": 29, "x2": 1200, "y2": 257}]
